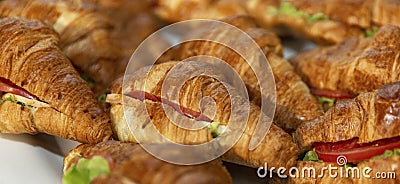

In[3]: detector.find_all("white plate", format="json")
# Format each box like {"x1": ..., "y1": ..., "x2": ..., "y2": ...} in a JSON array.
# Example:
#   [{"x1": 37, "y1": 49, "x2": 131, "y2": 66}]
[{"x1": 0, "y1": 134, "x2": 64, "y2": 184}]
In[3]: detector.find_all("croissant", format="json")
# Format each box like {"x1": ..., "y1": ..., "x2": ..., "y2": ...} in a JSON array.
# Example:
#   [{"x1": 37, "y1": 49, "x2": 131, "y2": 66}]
[
  {"x1": 295, "y1": 81, "x2": 400, "y2": 153},
  {"x1": 170, "y1": 15, "x2": 323, "y2": 132},
  {"x1": 64, "y1": 141, "x2": 232, "y2": 184},
  {"x1": 256, "y1": 0, "x2": 400, "y2": 28},
  {"x1": 0, "y1": 17, "x2": 112, "y2": 143},
  {"x1": 106, "y1": 61, "x2": 298, "y2": 169},
  {"x1": 246, "y1": 0, "x2": 364, "y2": 44},
  {"x1": 152, "y1": 0, "x2": 247, "y2": 22},
  {"x1": 289, "y1": 25, "x2": 400, "y2": 97},
  {"x1": 0, "y1": 0, "x2": 130, "y2": 94},
  {"x1": 82, "y1": 0, "x2": 160, "y2": 58}
]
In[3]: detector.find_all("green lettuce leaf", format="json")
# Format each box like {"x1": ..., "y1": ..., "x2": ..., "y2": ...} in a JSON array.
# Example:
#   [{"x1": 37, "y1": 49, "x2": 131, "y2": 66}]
[
  {"x1": 316, "y1": 96, "x2": 336, "y2": 107},
  {"x1": 207, "y1": 122, "x2": 228, "y2": 138},
  {"x1": 365, "y1": 26, "x2": 378, "y2": 37},
  {"x1": 0, "y1": 96, "x2": 17, "y2": 104},
  {"x1": 98, "y1": 94, "x2": 107, "y2": 103},
  {"x1": 303, "y1": 151, "x2": 323, "y2": 162},
  {"x1": 280, "y1": 2, "x2": 309, "y2": 18},
  {"x1": 268, "y1": 2, "x2": 328, "y2": 23},
  {"x1": 0, "y1": 96, "x2": 33, "y2": 108},
  {"x1": 63, "y1": 156, "x2": 111, "y2": 184},
  {"x1": 307, "y1": 13, "x2": 328, "y2": 23},
  {"x1": 372, "y1": 148, "x2": 400, "y2": 160},
  {"x1": 80, "y1": 73, "x2": 95, "y2": 84},
  {"x1": 208, "y1": 122, "x2": 221, "y2": 138},
  {"x1": 394, "y1": 148, "x2": 400, "y2": 155}
]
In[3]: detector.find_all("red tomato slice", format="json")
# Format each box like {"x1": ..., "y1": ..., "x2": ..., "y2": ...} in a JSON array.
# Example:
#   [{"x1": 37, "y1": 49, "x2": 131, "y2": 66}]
[
  {"x1": 314, "y1": 137, "x2": 400, "y2": 163},
  {"x1": 311, "y1": 88, "x2": 355, "y2": 99},
  {"x1": 0, "y1": 77, "x2": 39, "y2": 100}
]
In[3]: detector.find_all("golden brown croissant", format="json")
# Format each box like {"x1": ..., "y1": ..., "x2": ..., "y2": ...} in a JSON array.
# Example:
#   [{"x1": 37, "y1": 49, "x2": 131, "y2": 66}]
[
  {"x1": 0, "y1": 0, "x2": 134, "y2": 93},
  {"x1": 170, "y1": 15, "x2": 323, "y2": 132},
  {"x1": 295, "y1": 82, "x2": 400, "y2": 153},
  {"x1": 152, "y1": 0, "x2": 247, "y2": 22},
  {"x1": 372, "y1": 0, "x2": 400, "y2": 28},
  {"x1": 289, "y1": 25, "x2": 400, "y2": 97},
  {"x1": 64, "y1": 141, "x2": 232, "y2": 184},
  {"x1": 82, "y1": 0, "x2": 160, "y2": 58},
  {"x1": 246, "y1": 0, "x2": 364, "y2": 44},
  {"x1": 0, "y1": 17, "x2": 112, "y2": 143},
  {"x1": 106, "y1": 61, "x2": 298, "y2": 170}
]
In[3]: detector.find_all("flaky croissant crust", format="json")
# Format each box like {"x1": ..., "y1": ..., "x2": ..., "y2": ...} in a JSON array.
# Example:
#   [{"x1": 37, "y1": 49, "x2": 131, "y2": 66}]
[{"x1": 0, "y1": 17, "x2": 111, "y2": 143}]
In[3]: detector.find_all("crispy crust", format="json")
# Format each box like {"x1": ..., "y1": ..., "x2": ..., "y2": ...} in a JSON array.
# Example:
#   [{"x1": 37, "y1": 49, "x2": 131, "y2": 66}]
[
  {"x1": 289, "y1": 25, "x2": 400, "y2": 96},
  {"x1": 268, "y1": 54, "x2": 323, "y2": 132},
  {"x1": 170, "y1": 15, "x2": 322, "y2": 131},
  {"x1": 0, "y1": 0, "x2": 127, "y2": 93},
  {"x1": 107, "y1": 61, "x2": 298, "y2": 169},
  {"x1": 372, "y1": 0, "x2": 400, "y2": 27},
  {"x1": 0, "y1": 17, "x2": 111, "y2": 143},
  {"x1": 289, "y1": 156, "x2": 400, "y2": 183},
  {"x1": 153, "y1": 0, "x2": 247, "y2": 22},
  {"x1": 64, "y1": 141, "x2": 232, "y2": 184},
  {"x1": 81, "y1": 0, "x2": 159, "y2": 62},
  {"x1": 295, "y1": 82, "x2": 400, "y2": 152}
]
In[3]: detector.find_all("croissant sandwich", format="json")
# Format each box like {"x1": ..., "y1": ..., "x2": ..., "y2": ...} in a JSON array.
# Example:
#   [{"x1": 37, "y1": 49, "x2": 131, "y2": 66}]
[
  {"x1": 168, "y1": 15, "x2": 323, "y2": 132},
  {"x1": 289, "y1": 25, "x2": 400, "y2": 103},
  {"x1": 106, "y1": 61, "x2": 298, "y2": 170},
  {"x1": 0, "y1": 17, "x2": 112, "y2": 143},
  {"x1": 0, "y1": 0, "x2": 132, "y2": 94},
  {"x1": 63, "y1": 140, "x2": 232, "y2": 184},
  {"x1": 290, "y1": 82, "x2": 400, "y2": 183},
  {"x1": 247, "y1": 0, "x2": 400, "y2": 44}
]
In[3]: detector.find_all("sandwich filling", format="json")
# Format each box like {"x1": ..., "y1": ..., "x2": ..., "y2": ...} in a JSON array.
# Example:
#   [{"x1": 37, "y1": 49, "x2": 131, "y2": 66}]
[
  {"x1": 126, "y1": 91, "x2": 213, "y2": 122},
  {"x1": 63, "y1": 153, "x2": 112, "y2": 184},
  {"x1": 311, "y1": 88, "x2": 355, "y2": 99},
  {"x1": 304, "y1": 136, "x2": 400, "y2": 163},
  {"x1": 311, "y1": 88, "x2": 356, "y2": 110},
  {"x1": 0, "y1": 77, "x2": 39, "y2": 100},
  {"x1": 268, "y1": 2, "x2": 329, "y2": 23},
  {"x1": 0, "y1": 77, "x2": 49, "y2": 108},
  {"x1": 108, "y1": 91, "x2": 227, "y2": 138},
  {"x1": 268, "y1": 2, "x2": 381, "y2": 38}
]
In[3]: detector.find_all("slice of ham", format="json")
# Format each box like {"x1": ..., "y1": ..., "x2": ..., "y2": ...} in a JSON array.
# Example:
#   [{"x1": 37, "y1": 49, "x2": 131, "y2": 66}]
[
  {"x1": 311, "y1": 88, "x2": 356, "y2": 99},
  {"x1": 125, "y1": 91, "x2": 213, "y2": 122},
  {"x1": 0, "y1": 77, "x2": 39, "y2": 100}
]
